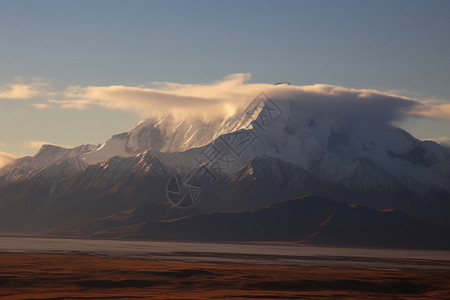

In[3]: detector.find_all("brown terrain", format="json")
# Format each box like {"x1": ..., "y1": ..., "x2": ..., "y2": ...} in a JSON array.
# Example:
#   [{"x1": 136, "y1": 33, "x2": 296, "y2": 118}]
[{"x1": 0, "y1": 252, "x2": 449, "y2": 299}]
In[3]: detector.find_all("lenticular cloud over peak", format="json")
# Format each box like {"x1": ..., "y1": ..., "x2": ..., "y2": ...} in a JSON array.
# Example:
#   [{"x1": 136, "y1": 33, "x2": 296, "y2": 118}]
[
  {"x1": 262, "y1": 84, "x2": 420, "y2": 125},
  {"x1": 44, "y1": 73, "x2": 449, "y2": 124}
]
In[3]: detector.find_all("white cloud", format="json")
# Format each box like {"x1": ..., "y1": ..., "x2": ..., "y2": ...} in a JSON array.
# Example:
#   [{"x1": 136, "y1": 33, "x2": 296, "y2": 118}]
[
  {"x1": 0, "y1": 151, "x2": 17, "y2": 168},
  {"x1": 30, "y1": 73, "x2": 450, "y2": 124},
  {"x1": 25, "y1": 140, "x2": 73, "y2": 150},
  {"x1": 0, "y1": 79, "x2": 46, "y2": 99},
  {"x1": 52, "y1": 73, "x2": 269, "y2": 119},
  {"x1": 48, "y1": 99, "x2": 91, "y2": 110},
  {"x1": 46, "y1": 73, "x2": 418, "y2": 122},
  {"x1": 0, "y1": 83, "x2": 39, "y2": 99},
  {"x1": 414, "y1": 103, "x2": 450, "y2": 120}
]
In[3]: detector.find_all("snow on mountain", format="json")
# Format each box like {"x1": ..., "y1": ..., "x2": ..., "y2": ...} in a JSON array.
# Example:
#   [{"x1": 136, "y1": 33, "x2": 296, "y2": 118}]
[
  {"x1": 157, "y1": 92, "x2": 450, "y2": 195},
  {"x1": 37, "y1": 157, "x2": 89, "y2": 195},
  {"x1": 79, "y1": 93, "x2": 288, "y2": 166},
  {"x1": 22, "y1": 144, "x2": 95, "y2": 170},
  {"x1": 1, "y1": 92, "x2": 449, "y2": 197},
  {"x1": 0, "y1": 144, "x2": 95, "y2": 184},
  {"x1": 81, "y1": 114, "x2": 247, "y2": 164},
  {"x1": 82, "y1": 133, "x2": 132, "y2": 164}
]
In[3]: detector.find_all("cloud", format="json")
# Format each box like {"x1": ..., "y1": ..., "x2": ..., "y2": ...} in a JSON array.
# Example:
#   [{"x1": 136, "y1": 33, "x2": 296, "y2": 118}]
[
  {"x1": 43, "y1": 73, "x2": 450, "y2": 125},
  {"x1": 26, "y1": 140, "x2": 53, "y2": 150},
  {"x1": 46, "y1": 74, "x2": 412, "y2": 121},
  {"x1": 48, "y1": 99, "x2": 91, "y2": 110},
  {"x1": 265, "y1": 84, "x2": 419, "y2": 125},
  {"x1": 0, "y1": 151, "x2": 17, "y2": 168},
  {"x1": 413, "y1": 103, "x2": 450, "y2": 120},
  {"x1": 25, "y1": 140, "x2": 73, "y2": 150},
  {"x1": 0, "y1": 81, "x2": 44, "y2": 99},
  {"x1": 51, "y1": 73, "x2": 269, "y2": 119},
  {"x1": 32, "y1": 103, "x2": 51, "y2": 109}
]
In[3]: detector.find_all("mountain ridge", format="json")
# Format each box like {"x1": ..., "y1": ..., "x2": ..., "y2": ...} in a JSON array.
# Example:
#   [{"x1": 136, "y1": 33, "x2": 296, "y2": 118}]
[
  {"x1": 51, "y1": 195, "x2": 450, "y2": 250},
  {"x1": 0, "y1": 92, "x2": 449, "y2": 248}
]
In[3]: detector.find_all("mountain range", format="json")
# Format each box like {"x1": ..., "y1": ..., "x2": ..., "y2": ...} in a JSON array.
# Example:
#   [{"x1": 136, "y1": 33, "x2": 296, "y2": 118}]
[{"x1": 1, "y1": 92, "x2": 449, "y2": 249}]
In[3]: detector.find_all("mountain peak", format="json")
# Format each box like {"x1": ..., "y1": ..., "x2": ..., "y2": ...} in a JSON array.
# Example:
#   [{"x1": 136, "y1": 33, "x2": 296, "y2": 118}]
[
  {"x1": 35, "y1": 144, "x2": 64, "y2": 157},
  {"x1": 4, "y1": 92, "x2": 450, "y2": 196}
]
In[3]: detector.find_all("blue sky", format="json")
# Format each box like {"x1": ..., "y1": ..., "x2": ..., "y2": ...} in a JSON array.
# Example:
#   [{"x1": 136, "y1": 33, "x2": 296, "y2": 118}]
[{"x1": 1, "y1": 0, "x2": 450, "y2": 159}]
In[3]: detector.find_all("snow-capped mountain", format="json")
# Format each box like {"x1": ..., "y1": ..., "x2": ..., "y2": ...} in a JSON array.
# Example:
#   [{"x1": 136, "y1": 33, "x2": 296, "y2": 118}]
[
  {"x1": 0, "y1": 92, "x2": 449, "y2": 245},
  {"x1": 157, "y1": 92, "x2": 450, "y2": 195},
  {"x1": 5, "y1": 91, "x2": 448, "y2": 195},
  {"x1": 81, "y1": 113, "x2": 246, "y2": 164},
  {"x1": 0, "y1": 144, "x2": 95, "y2": 185}
]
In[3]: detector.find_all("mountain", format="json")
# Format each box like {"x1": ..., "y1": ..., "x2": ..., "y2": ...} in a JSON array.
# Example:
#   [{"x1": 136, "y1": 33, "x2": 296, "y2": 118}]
[
  {"x1": 0, "y1": 92, "x2": 449, "y2": 249},
  {"x1": 81, "y1": 113, "x2": 247, "y2": 164},
  {"x1": 51, "y1": 195, "x2": 450, "y2": 250},
  {"x1": 0, "y1": 144, "x2": 95, "y2": 185},
  {"x1": 137, "y1": 196, "x2": 450, "y2": 249}
]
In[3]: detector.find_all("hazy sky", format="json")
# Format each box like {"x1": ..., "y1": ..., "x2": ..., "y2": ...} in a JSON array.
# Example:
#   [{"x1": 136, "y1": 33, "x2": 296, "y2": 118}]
[{"x1": 1, "y1": 0, "x2": 450, "y2": 158}]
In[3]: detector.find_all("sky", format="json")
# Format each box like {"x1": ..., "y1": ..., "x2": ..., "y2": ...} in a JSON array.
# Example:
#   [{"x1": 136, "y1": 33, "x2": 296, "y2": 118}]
[{"x1": 1, "y1": 0, "x2": 450, "y2": 162}]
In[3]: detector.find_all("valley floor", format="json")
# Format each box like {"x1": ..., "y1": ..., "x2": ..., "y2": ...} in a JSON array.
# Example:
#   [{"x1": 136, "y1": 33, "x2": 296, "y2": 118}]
[{"x1": 0, "y1": 252, "x2": 449, "y2": 299}]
